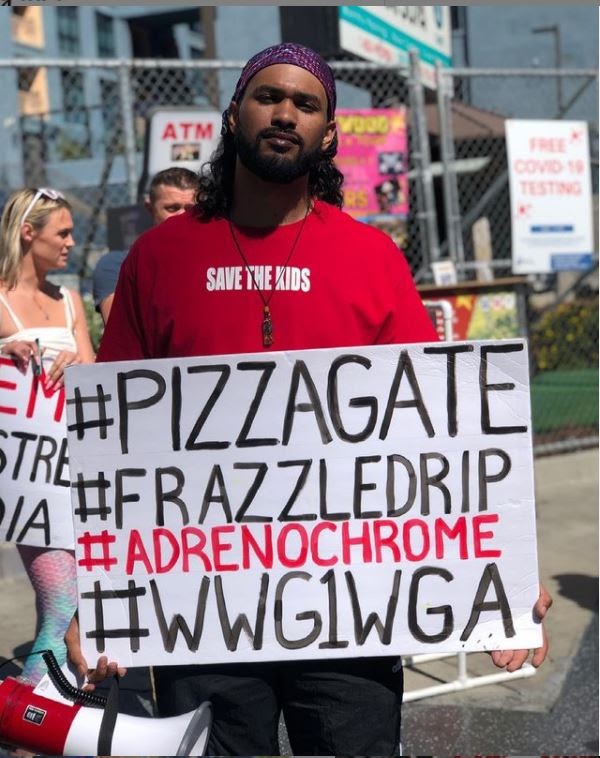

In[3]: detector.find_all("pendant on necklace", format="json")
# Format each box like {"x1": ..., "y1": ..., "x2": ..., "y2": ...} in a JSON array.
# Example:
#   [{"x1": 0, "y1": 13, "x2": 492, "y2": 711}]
[{"x1": 262, "y1": 305, "x2": 273, "y2": 347}]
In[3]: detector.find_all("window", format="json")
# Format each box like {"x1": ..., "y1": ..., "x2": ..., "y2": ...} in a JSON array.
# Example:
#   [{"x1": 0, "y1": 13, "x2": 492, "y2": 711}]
[
  {"x1": 96, "y1": 13, "x2": 116, "y2": 58},
  {"x1": 450, "y1": 6, "x2": 466, "y2": 33},
  {"x1": 57, "y1": 7, "x2": 80, "y2": 55},
  {"x1": 61, "y1": 69, "x2": 86, "y2": 125}
]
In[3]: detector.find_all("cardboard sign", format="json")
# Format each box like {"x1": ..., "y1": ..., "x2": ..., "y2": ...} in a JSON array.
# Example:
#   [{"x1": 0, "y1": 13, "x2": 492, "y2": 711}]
[
  {"x1": 506, "y1": 119, "x2": 594, "y2": 274},
  {"x1": 0, "y1": 357, "x2": 73, "y2": 548},
  {"x1": 66, "y1": 341, "x2": 542, "y2": 667}
]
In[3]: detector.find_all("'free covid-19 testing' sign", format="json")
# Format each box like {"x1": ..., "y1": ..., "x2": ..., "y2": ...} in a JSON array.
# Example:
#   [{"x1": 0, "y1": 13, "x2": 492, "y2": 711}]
[{"x1": 506, "y1": 119, "x2": 594, "y2": 274}]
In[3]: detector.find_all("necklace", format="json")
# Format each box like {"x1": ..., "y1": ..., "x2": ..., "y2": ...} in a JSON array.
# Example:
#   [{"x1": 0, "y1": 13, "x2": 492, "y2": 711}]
[
  {"x1": 228, "y1": 205, "x2": 310, "y2": 348},
  {"x1": 33, "y1": 292, "x2": 51, "y2": 321}
]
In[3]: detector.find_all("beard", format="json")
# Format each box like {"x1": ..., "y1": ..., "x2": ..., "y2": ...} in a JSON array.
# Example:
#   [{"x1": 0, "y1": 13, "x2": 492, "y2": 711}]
[{"x1": 234, "y1": 123, "x2": 323, "y2": 184}]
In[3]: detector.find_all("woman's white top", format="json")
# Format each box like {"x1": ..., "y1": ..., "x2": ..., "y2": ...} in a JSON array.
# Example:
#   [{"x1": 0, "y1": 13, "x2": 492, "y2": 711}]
[{"x1": 0, "y1": 286, "x2": 78, "y2": 358}]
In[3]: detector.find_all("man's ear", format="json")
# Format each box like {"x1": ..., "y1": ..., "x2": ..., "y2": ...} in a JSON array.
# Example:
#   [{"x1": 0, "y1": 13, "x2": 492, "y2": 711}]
[
  {"x1": 143, "y1": 197, "x2": 152, "y2": 216},
  {"x1": 227, "y1": 101, "x2": 239, "y2": 135},
  {"x1": 321, "y1": 119, "x2": 337, "y2": 152}
]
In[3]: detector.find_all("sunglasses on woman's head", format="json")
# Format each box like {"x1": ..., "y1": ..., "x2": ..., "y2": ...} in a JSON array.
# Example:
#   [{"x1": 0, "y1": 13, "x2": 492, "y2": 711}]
[{"x1": 20, "y1": 187, "x2": 66, "y2": 227}]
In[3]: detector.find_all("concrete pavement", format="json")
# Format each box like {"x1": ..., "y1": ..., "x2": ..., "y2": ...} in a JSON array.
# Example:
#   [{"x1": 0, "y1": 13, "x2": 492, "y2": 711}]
[{"x1": 0, "y1": 448, "x2": 597, "y2": 755}]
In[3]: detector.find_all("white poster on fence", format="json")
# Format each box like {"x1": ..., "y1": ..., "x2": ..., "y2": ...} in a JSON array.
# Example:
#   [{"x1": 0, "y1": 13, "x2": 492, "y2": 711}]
[
  {"x1": 65, "y1": 340, "x2": 542, "y2": 667},
  {"x1": 506, "y1": 119, "x2": 594, "y2": 274},
  {"x1": 0, "y1": 357, "x2": 73, "y2": 548}
]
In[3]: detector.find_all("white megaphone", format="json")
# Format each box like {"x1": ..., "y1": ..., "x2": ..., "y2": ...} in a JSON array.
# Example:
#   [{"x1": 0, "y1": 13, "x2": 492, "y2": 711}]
[{"x1": 0, "y1": 653, "x2": 211, "y2": 756}]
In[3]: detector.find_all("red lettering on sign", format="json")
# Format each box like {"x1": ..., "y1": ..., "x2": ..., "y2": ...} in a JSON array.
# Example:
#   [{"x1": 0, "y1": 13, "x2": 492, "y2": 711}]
[
  {"x1": 26, "y1": 373, "x2": 65, "y2": 423},
  {"x1": 473, "y1": 513, "x2": 502, "y2": 558},
  {"x1": 126, "y1": 529, "x2": 153, "y2": 574},
  {"x1": 241, "y1": 524, "x2": 274, "y2": 569},
  {"x1": 0, "y1": 357, "x2": 17, "y2": 415},
  {"x1": 211, "y1": 525, "x2": 238, "y2": 571},
  {"x1": 181, "y1": 527, "x2": 212, "y2": 571},
  {"x1": 277, "y1": 523, "x2": 309, "y2": 568},
  {"x1": 161, "y1": 123, "x2": 177, "y2": 140},
  {"x1": 310, "y1": 522, "x2": 338, "y2": 567}
]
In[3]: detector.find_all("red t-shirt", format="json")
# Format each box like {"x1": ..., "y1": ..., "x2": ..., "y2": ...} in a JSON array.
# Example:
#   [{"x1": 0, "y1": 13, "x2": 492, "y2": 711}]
[{"x1": 97, "y1": 200, "x2": 438, "y2": 361}]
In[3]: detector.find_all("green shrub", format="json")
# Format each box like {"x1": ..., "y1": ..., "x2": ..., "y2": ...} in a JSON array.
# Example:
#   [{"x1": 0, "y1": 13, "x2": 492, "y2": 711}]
[
  {"x1": 530, "y1": 297, "x2": 598, "y2": 372},
  {"x1": 83, "y1": 293, "x2": 104, "y2": 352}
]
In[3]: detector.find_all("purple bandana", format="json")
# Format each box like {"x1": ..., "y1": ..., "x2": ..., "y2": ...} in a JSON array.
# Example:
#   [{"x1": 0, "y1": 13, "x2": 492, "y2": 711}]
[{"x1": 231, "y1": 42, "x2": 337, "y2": 118}]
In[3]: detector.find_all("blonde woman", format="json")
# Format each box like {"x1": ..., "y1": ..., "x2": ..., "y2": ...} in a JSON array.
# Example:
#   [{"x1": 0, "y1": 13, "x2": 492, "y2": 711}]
[{"x1": 0, "y1": 187, "x2": 95, "y2": 683}]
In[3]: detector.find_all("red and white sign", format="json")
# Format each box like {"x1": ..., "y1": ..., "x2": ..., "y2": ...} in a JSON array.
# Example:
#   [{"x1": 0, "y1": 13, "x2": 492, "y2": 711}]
[
  {"x1": 147, "y1": 108, "x2": 221, "y2": 177},
  {"x1": 66, "y1": 341, "x2": 542, "y2": 667},
  {"x1": 0, "y1": 358, "x2": 73, "y2": 548},
  {"x1": 506, "y1": 119, "x2": 594, "y2": 274}
]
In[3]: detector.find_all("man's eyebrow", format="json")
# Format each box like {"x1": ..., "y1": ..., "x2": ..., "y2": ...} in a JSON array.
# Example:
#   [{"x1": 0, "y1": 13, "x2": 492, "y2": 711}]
[{"x1": 252, "y1": 84, "x2": 323, "y2": 105}]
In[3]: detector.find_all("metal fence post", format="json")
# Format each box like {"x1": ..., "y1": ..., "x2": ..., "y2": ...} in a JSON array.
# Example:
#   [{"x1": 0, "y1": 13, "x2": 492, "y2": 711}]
[
  {"x1": 436, "y1": 62, "x2": 465, "y2": 272},
  {"x1": 118, "y1": 63, "x2": 138, "y2": 204},
  {"x1": 408, "y1": 51, "x2": 440, "y2": 270}
]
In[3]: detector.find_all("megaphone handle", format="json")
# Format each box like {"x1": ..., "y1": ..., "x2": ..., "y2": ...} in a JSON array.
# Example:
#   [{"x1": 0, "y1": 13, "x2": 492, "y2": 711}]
[{"x1": 97, "y1": 676, "x2": 120, "y2": 756}]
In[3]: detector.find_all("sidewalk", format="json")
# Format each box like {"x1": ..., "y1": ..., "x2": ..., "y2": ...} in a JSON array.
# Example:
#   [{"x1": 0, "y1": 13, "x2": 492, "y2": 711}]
[
  {"x1": 401, "y1": 447, "x2": 599, "y2": 754},
  {"x1": 0, "y1": 448, "x2": 598, "y2": 755}
]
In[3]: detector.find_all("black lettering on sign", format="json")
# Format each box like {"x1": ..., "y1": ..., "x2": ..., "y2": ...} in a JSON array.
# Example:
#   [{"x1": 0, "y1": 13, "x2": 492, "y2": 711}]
[
  {"x1": 478, "y1": 448, "x2": 511, "y2": 511},
  {"x1": 233, "y1": 462, "x2": 270, "y2": 523},
  {"x1": 15, "y1": 499, "x2": 50, "y2": 546},
  {"x1": 424, "y1": 344, "x2": 474, "y2": 437},
  {"x1": 327, "y1": 355, "x2": 377, "y2": 443},
  {"x1": 480, "y1": 343, "x2": 528, "y2": 434},
  {"x1": 29, "y1": 435, "x2": 57, "y2": 483},
  {"x1": 215, "y1": 573, "x2": 268, "y2": 651},
  {"x1": 171, "y1": 366, "x2": 182, "y2": 451},
  {"x1": 11, "y1": 432, "x2": 36, "y2": 480},
  {"x1": 282, "y1": 360, "x2": 332, "y2": 445},
  {"x1": 319, "y1": 458, "x2": 350, "y2": 521},
  {"x1": 379, "y1": 350, "x2": 434, "y2": 440},
  {"x1": 345, "y1": 568, "x2": 401, "y2": 645},
  {"x1": 115, "y1": 469, "x2": 146, "y2": 529},
  {"x1": 275, "y1": 571, "x2": 321, "y2": 650},
  {"x1": 83, "y1": 579, "x2": 149, "y2": 654},
  {"x1": 318, "y1": 569, "x2": 349, "y2": 649},
  {"x1": 185, "y1": 364, "x2": 231, "y2": 450},
  {"x1": 420, "y1": 452, "x2": 451, "y2": 515},
  {"x1": 236, "y1": 362, "x2": 279, "y2": 447},
  {"x1": 199, "y1": 465, "x2": 233, "y2": 524},
  {"x1": 155, "y1": 467, "x2": 189, "y2": 526},
  {"x1": 278, "y1": 459, "x2": 315, "y2": 522},
  {"x1": 386, "y1": 454, "x2": 417, "y2": 517},
  {"x1": 150, "y1": 576, "x2": 210, "y2": 652},
  {"x1": 53, "y1": 437, "x2": 70, "y2": 487},
  {"x1": 460, "y1": 562, "x2": 515, "y2": 641},
  {"x1": 408, "y1": 566, "x2": 454, "y2": 643},
  {"x1": 353, "y1": 455, "x2": 382, "y2": 519},
  {"x1": 118, "y1": 370, "x2": 166, "y2": 454},
  {"x1": 73, "y1": 472, "x2": 111, "y2": 523}
]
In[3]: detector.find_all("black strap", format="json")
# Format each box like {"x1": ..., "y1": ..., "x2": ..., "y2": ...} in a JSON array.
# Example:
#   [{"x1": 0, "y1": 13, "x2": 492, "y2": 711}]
[{"x1": 97, "y1": 676, "x2": 120, "y2": 756}]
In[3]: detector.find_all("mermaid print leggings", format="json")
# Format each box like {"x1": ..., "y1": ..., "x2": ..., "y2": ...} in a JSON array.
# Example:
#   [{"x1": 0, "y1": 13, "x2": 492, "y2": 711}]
[{"x1": 17, "y1": 545, "x2": 77, "y2": 685}]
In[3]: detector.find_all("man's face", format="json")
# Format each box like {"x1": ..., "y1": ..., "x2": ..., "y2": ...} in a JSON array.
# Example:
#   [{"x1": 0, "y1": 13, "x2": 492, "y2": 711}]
[
  {"x1": 146, "y1": 184, "x2": 196, "y2": 225},
  {"x1": 228, "y1": 63, "x2": 336, "y2": 184}
]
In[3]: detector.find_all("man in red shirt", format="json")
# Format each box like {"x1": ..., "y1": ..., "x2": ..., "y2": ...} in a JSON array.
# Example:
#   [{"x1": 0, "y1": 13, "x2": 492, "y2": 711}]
[{"x1": 66, "y1": 43, "x2": 551, "y2": 756}]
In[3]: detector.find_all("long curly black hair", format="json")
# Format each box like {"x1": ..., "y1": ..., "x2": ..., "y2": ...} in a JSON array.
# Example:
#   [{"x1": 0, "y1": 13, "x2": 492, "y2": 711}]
[{"x1": 195, "y1": 119, "x2": 344, "y2": 220}]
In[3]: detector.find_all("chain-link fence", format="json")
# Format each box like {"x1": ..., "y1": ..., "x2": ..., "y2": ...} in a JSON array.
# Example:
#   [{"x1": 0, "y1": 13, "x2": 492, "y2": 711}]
[
  {"x1": 0, "y1": 57, "x2": 597, "y2": 454},
  {"x1": 436, "y1": 66, "x2": 598, "y2": 455}
]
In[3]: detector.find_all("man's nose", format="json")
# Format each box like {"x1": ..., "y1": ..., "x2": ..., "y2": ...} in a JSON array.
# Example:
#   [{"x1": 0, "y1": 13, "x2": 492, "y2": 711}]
[{"x1": 271, "y1": 99, "x2": 297, "y2": 128}]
